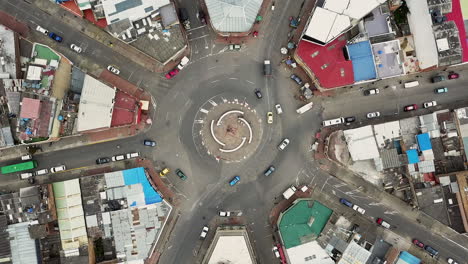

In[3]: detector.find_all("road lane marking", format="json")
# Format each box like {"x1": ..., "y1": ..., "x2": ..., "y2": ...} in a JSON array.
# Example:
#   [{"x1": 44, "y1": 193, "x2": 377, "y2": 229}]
[{"x1": 86, "y1": 138, "x2": 117, "y2": 145}]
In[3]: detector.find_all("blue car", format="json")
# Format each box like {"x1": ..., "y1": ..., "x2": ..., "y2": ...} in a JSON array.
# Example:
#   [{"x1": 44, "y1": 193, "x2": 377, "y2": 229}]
[
  {"x1": 339, "y1": 198, "x2": 353, "y2": 207},
  {"x1": 229, "y1": 176, "x2": 240, "y2": 186},
  {"x1": 48, "y1": 32, "x2": 63, "y2": 42}
]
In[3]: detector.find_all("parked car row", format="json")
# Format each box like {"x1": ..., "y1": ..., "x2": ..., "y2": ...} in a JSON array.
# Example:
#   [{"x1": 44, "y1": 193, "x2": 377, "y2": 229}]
[
  {"x1": 339, "y1": 198, "x2": 366, "y2": 214},
  {"x1": 412, "y1": 239, "x2": 441, "y2": 258}
]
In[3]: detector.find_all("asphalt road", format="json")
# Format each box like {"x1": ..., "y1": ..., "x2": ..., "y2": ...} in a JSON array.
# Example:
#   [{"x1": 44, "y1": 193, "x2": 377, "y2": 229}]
[{"x1": 1, "y1": 0, "x2": 468, "y2": 263}]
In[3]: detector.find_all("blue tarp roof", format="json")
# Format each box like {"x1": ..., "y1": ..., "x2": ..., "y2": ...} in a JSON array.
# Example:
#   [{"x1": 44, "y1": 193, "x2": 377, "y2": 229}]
[
  {"x1": 347, "y1": 41, "x2": 377, "y2": 81},
  {"x1": 406, "y1": 149, "x2": 419, "y2": 164},
  {"x1": 417, "y1": 133, "x2": 432, "y2": 151},
  {"x1": 398, "y1": 251, "x2": 420, "y2": 264},
  {"x1": 123, "y1": 167, "x2": 162, "y2": 205}
]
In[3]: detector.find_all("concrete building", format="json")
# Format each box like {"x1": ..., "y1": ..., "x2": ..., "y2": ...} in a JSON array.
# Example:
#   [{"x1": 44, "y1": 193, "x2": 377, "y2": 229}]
[{"x1": 202, "y1": 226, "x2": 256, "y2": 264}]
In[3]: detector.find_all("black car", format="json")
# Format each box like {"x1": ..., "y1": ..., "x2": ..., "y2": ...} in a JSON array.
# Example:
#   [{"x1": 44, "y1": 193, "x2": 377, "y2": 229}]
[
  {"x1": 344, "y1": 116, "x2": 356, "y2": 123},
  {"x1": 254, "y1": 89, "x2": 262, "y2": 99},
  {"x1": 96, "y1": 157, "x2": 111, "y2": 165},
  {"x1": 144, "y1": 139, "x2": 156, "y2": 147}
]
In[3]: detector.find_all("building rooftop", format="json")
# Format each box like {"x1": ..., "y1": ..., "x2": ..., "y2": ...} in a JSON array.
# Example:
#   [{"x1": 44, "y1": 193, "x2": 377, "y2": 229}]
[
  {"x1": 20, "y1": 98, "x2": 41, "y2": 119},
  {"x1": 344, "y1": 125, "x2": 380, "y2": 161},
  {"x1": 278, "y1": 200, "x2": 332, "y2": 249},
  {"x1": 395, "y1": 251, "x2": 421, "y2": 264},
  {"x1": 204, "y1": 226, "x2": 255, "y2": 264},
  {"x1": 206, "y1": 0, "x2": 262, "y2": 33},
  {"x1": 287, "y1": 240, "x2": 334, "y2": 264},
  {"x1": 0, "y1": 25, "x2": 17, "y2": 79},
  {"x1": 364, "y1": 6, "x2": 391, "y2": 37},
  {"x1": 338, "y1": 241, "x2": 371, "y2": 264},
  {"x1": 347, "y1": 41, "x2": 377, "y2": 82},
  {"x1": 52, "y1": 179, "x2": 88, "y2": 251},
  {"x1": 406, "y1": 0, "x2": 438, "y2": 69},
  {"x1": 76, "y1": 75, "x2": 116, "y2": 132},
  {"x1": 102, "y1": 0, "x2": 169, "y2": 25},
  {"x1": 303, "y1": 0, "x2": 386, "y2": 45},
  {"x1": 7, "y1": 222, "x2": 39, "y2": 264},
  {"x1": 0, "y1": 215, "x2": 11, "y2": 261},
  {"x1": 296, "y1": 36, "x2": 354, "y2": 88},
  {"x1": 372, "y1": 40, "x2": 405, "y2": 79}
]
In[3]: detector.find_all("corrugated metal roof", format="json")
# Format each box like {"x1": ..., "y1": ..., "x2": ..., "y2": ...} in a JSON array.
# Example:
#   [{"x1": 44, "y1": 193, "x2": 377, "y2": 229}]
[
  {"x1": 406, "y1": 149, "x2": 419, "y2": 164},
  {"x1": 7, "y1": 222, "x2": 39, "y2": 264},
  {"x1": 206, "y1": 0, "x2": 262, "y2": 33},
  {"x1": 76, "y1": 75, "x2": 116, "y2": 132}
]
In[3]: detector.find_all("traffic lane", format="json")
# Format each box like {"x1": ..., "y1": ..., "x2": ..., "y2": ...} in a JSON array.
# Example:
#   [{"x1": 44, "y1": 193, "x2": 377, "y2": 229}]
[
  {"x1": 0, "y1": 133, "x2": 149, "y2": 172},
  {"x1": 320, "y1": 176, "x2": 468, "y2": 261},
  {"x1": 322, "y1": 81, "x2": 468, "y2": 120}
]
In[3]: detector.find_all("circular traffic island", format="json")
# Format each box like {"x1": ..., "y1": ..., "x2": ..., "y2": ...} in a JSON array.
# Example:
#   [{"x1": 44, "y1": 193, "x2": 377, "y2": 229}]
[{"x1": 197, "y1": 98, "x2": 263, "y2": 163}]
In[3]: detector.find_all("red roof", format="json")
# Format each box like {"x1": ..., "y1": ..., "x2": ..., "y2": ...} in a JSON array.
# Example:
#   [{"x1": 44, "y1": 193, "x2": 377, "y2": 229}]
[
  {"x1": 445, "y1": 0, "x2": 468, "y2": 62},
  {"x1": 20, "y1": 98, "x2": 41, "y2": 119},
  {"x1": 296, "y1": 37, "x2": 354, "y2": 89}
]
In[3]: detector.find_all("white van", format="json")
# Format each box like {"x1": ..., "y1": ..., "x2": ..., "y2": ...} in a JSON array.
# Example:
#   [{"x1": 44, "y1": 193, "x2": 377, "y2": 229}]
[
  {"x1": 126, "y1": 152, "x2": 140, "y2": 159},
  {"x1": 21, "y1": 155, "x2": 32, "y2": 161},
  {"x1": 404, "y1": 81, "x2": 419, "y2": 88},
  {"x1": 20, "y1": 172, "x2": 33, "y2": 179},
  {"x1": 322, "y1": 117, "x2": 345, "y2": 127}
]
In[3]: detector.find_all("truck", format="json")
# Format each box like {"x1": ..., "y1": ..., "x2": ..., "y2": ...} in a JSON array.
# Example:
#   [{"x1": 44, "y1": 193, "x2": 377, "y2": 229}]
[
  {"x1": 264, "y1": 60, "x2": 272, "y2": 76},
  {"x1": 282, "y1": 186, "x2": 297, "y2": 199},
  {"x1": 296, "y1": 102, "x2": 313, "y2": 114}
]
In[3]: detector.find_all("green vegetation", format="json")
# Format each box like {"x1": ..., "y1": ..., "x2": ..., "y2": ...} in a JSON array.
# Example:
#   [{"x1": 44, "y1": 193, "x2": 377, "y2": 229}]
[{"x1": 394, "y1": 1, "x2": 409, "y2": 25}]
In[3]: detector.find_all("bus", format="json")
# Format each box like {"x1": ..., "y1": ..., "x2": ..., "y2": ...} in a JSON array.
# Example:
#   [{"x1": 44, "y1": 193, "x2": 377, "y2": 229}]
[{"x1": 1, "y1": 160, "x2": 37, "y2": 174}]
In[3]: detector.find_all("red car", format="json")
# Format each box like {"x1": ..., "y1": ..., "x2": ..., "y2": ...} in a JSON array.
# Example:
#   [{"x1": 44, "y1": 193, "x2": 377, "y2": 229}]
[
  {"x1": 404, "y1": 104, "x2": 418, "y2": 112},
  {"x1": 165, "y1": 69, "x2": 179, "y2": 79},
  {"x1": 448, "y1": 72, "x2": 459, "y2": 79},
  {"x1": 412, "y1": 239, "x2": 424, "y2": 248}
]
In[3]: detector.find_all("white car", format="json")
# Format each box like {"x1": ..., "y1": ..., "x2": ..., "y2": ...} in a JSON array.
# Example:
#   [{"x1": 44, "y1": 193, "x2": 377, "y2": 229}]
[
  {"x1": 200, "y1": 226, "x2": 209, "y2": 239},
  {"x1": 111, "y1": 155, "x2": 125, "y2": 161},
  {"x1": 352, "y1": 205, "x2": 366, "y2": 214},
  {"x1": 447, "y1": 258, "x2": 458, "y2": 264},
  {"x1": 70, "y1": 44, "x2": 82, "y2": 53},
  {"x1": 21, "y1": 155, "x2": 32, "y2": 161},
  {"x1": 35, "y1": 25, "x2": 48, "y2": 35},
  {"x1": 34, "y1": 169, "x2": 48, "y2": 176},
  {"x1": 275, "y1": 104, "x2": 283, "y2": 114},
  {"x1": 367, "y1": 112, "x2": 380, "y2": 119},
  {"x1": 278, "y1": 138, "x2": 290, "y2": 150},
  {"x1": 219, "y1": 211, "x2": 231, "y2": 217},
  {"x1": 50, "y1": 165, "x2": 66, "y2": 173},
  {"x1": 107, "y1": 65, "x2": 120, "y2": 75},
  {"x1": 423, "y1": 101, "x2": 437, "y2": 108},
  {"x1": 272, "y1": 246, "x2": 280, "y2": 258},
  {"x1": 126, "y1": 152, "x2": 140, "y2": 159}
]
